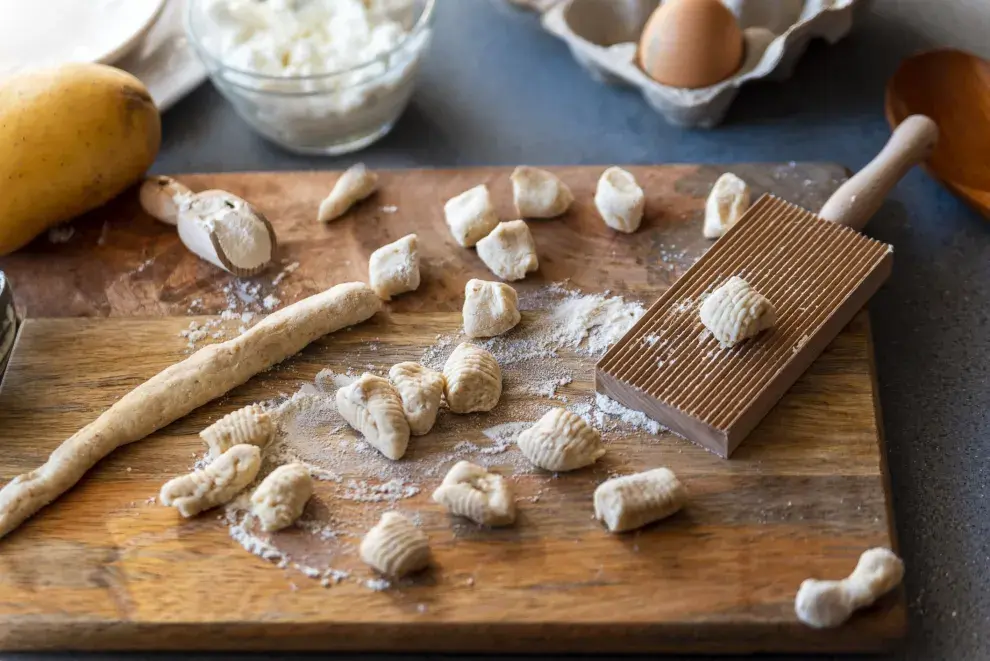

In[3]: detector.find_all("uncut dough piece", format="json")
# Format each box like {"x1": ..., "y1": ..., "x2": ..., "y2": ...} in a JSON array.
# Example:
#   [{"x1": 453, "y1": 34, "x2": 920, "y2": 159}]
[
  {"x1": 442, "y1": 342, "x2": 502, "y2": 413},
  {"x1": 517, "y1": 408, "x2": 605, "y2": 472},
  {"x1": 160, "y1": 444, "x2": 261, "y2": 518},
  {"x1": 360, "y1": 511, "x2": 431, "y2": 578},
  {"x1": 462, "y1": 278, "x2": 521, "y2": 338},
  {"x1": 795, "y1": 547, "x2": 905, "y2": 629},
  {"x1": 699, "y1": 276, "x2": 775, "y2": 348},
  {"x1": 475, "y1": 220, "x2": 538, "y2": 281},
  {"x1": 595, "y1": 166, "x2": 645, "y2": 233},
  {"x1": 388, "y1": 362, "x2": 445, "y2": 436},
  {"x1": 200, "y1": 404, "x2": 272, "y2": 458},
  {"x1": 432, "y1": 460, "x2": 516, "y2": 526},
  {"x1": 593, "y1": 467, "x2": 686, "y2": 533},
  {"x1": 318, "y1": 163, "x2": 378, "y2": 222},
  {"x1": 0, "y1": 282, "x2": 381, "y2": 540},
  {"x1": 511, "y1": 166, "x2": 573, "y2": 218},
  {"x1": 444, "y1": 184, "x2": 499, "y2": 247},
  {"x1": 704, "y1": 172, "x2": 750, "y2": 239},
  {"x1": 250, "y1": 463, "x2": 313, "y2": 532},
  {"x1": 368, "y1": 233, "x2": 420, "y2": 300},
  {"x1": 336, "y1": 373, "x2": 411, "y2": 460}
]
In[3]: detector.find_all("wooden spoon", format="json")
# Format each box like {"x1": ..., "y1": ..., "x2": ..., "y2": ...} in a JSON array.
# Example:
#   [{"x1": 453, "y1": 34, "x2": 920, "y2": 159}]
[{"x1": 885, "y1": 48, "x2": 990, "y2": 219}]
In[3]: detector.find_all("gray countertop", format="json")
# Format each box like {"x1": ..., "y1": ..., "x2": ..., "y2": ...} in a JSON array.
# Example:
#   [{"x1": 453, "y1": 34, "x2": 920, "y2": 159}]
[{"x1": 15, "y1": 1, "x2": 989, "y2": 660}]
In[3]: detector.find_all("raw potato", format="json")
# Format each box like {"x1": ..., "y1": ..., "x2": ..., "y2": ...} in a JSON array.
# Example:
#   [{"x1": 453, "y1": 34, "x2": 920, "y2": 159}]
[
  {"x1": 0, "y1": 63, "x2": 161, "y2": 255},
  {"x1": 595, "y1": 166, "x2": 645, "y2": 233},
  {"x1": 444, "y1": 184, "x2": 499, "y2": 247},
  {"x1": 476, "y1": 220, "x2": 539, "y2": 281},
  {"x1": 336, "y1": 374, "x2": 411, "y2": 460},
  {"x1": 704, "y1": 172, "x2": 750, "y2": 239},
  {"x1": 442, "y1": 343, "x2": 502, "y2": 413},
  {"x1": 200, "y1": 404, "x2": 272, "y2": 458},
  {"x1": 360, "y1": 511, "x2": 431, "y2": 578},
  {"x1": 593, "y1": 468, "x2": 686, "y2": 533},
  {"x1": 317, "y1": 163, "x2": 378, "y2": 222},
  {"x1": 388, "y1": 362, "x2": 445, "y2": 436},
  {"x1": 517, "y1": 408, "x2": 605, "y2": 472},
  {"x1": 511, "y1": 166, "x2": 573, "y2": 218},
  {"x1": 0, "y1": 282, "x2": 381, "y2": 540},
  {"x1": 699, "y1": 276, "x2": 775, "y2": 347},
  {"x1": 160, "y1": 444, "x2": 262, "y2": 518},
  {"x1": 250, "y1": 463, "x2": 313, "y2": 532},
  {"x1": 432, "y1": 460, "x2": 516, "y2": 526},
  {"x1": 462, "y1": 279, "x2": 521, "y2": 338},
  {"x1": 369, "y1": 233, "x2": 420, "y2": 300},
  {"x1": 795, "y1": 548, "x2": 904, "y2": 628}
]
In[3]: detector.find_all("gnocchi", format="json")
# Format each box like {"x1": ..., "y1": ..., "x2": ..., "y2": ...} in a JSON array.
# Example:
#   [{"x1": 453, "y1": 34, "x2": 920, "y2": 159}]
[
  {"x1": 475, "y1": 220, "x2": 538, "y2": 281},
  {"x1": 462, "y1": 278, "x2": 521, "y2": 338},
  {"x1": 360, "y1": 511, "x2": 431, "y2": 577},
  {"x1": 444, "y1": 184, "x2": 499, "y2": 247},
  {"x1": 200, "y1": 404, "x2": 272, "y2": 458},
  {"x1": 317, "y1": 163, "x2": 378, "y2": 222},
  {"x1": 160, "y1": 444, "x2": 261, "y2": 518},
  {"x1": 388, "y1": 361, "x2": 446, "y2": 436},
  {"x1": 336, "y1": 374, "x2": 411, "y2": 460},
  {"x1": 703, "y1": 172, "x2": 750, "y2": 239},
  {"x1": 368, "y1": 233, "x2": 420, "y2": 300},
  {"x1": 593, "y1": 467, "x2": 686, "y2": 533},
  {"x1": 795, "y1": 548, "x2": 904, "y2": 628},
  {"x1": 250, "y1": 463, "x2": 313, "y2": 532},
  {"x1": 595, "y1": 166, "x2": 645, "y2": 233},
  {"x1": 442, "y1": 343, "x2": 502, "y2": 414},
  {"x1": 432, "y1": 460, "x2": 516, "y2": 526},
  {"x1": 517, "y1": 408, "x2": 605, "y2": 472},
  {"x1": 699, "y1": 276, "x2": 775, "y2": 348},
  {"x1": 511, "y1": 166, "x2": 573, "y2": 218}
]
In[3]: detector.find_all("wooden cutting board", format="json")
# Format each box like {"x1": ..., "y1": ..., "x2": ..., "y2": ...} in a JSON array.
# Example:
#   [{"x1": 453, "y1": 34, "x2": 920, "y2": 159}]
[{"x1": 0, "y1": 165, "x2": 906, "y2": 653}]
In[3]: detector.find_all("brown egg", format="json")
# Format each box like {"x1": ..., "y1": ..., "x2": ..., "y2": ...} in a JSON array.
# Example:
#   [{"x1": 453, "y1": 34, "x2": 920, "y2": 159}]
[{"x1": 638, "y1": 0, "x2": 745, "y2": 89}]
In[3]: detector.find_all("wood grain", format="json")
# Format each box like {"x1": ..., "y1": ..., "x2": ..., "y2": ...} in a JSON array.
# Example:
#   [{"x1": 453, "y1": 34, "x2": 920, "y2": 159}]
[{"x1": 0, "y1": 164, "x2": 905, "y2": 652}]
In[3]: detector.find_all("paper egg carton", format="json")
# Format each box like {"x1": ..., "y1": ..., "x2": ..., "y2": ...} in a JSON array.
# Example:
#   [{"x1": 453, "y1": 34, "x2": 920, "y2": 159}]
[{"x1": 541, "y1": 0, "x2": 866, "y2": 128}]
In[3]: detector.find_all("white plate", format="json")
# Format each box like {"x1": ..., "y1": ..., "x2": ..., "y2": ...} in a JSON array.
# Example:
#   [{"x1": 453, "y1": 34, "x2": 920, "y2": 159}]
[{"x1": 0, "y1": 0, "x2": 166, "y2": 77}]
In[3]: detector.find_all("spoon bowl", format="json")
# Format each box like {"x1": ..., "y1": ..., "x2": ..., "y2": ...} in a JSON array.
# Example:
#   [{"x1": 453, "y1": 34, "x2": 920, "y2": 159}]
[{"x1": 885, "y1": 48, "x2": 990, "y2": 218}]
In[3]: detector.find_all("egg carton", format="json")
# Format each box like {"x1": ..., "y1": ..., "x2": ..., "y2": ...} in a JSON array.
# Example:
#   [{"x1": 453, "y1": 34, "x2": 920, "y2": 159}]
[{"x1": 541, "y1": 0, "x2": 867, "y2": 128}]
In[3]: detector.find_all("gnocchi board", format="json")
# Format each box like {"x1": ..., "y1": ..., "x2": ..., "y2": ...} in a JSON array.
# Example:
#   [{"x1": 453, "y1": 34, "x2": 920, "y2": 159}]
[{"x1": 0, "y1": 164, "x2": 906, "y2": 653}]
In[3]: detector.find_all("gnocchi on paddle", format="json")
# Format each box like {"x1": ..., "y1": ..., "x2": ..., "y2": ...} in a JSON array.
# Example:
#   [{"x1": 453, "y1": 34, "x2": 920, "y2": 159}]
[{"x1": 699, "y1": 276, "x2": 775, "y2": 348}]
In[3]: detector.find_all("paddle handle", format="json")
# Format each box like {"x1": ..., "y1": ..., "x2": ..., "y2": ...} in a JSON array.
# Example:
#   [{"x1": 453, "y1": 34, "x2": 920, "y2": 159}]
[{"x1": 819, "y1": 115, "x2": 938, "y2": 232}]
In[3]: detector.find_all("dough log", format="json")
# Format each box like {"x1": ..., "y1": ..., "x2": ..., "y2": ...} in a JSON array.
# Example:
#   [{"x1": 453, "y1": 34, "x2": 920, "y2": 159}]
[{"x1": 0, "y1": 282, "x2": 382, "y2": 539}]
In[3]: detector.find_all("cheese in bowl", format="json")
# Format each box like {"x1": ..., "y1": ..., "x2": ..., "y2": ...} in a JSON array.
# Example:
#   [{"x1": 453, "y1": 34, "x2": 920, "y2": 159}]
[{"x1": 186, "y1": 0, "x2": 435, "y2": 154}]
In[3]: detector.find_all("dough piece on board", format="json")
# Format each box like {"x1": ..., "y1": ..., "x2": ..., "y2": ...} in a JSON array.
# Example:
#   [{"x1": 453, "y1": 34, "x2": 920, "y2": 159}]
[
  {"x1": 443, "y1": 342, "x2": 502, "y2": 414},
  {"x1": 444, "y1": 184, "x2": 499, "y2": 247},
  {"x1": 595, "y1": 166, "x2": 645, "y2": 233},
  {"x1": 317, "y1": 163, "x2": 378, "y2": 222},
  {"x1": 200, "y1": 404, "x2": 272, "y2": 458},
  {"x1": 704, "y1": 172, "x2": 750, "y2": 239},
  {"x1": 360, "y1": 511, "x2": 431, "y2": 578},
  {"x1": 511, "y1": 166, "x2": 573, "y2": 218},
  {"x1": 462, "y1": 279, "x2": 521, "y2": 338},
  {"x1": 336, "y1": 373, "x2": 411, "y2": 460},
  {"x1": 0, "y1": 282, "x2": 382, "y2": 540},
  {"x1": 250, "y1": 462, "x2": 314, "y2": 532},
  {"x1": 388, "y1": 362, "x2": 445, "y2": 436},
  {"x1": 432, "y1": 460, "x2": 516, "y2": 526},
  {"x1": 517, "y1": 408, "x2": 605, "y2": 472},
  {"x1": 160, "y1": 444, "x2": 262, "y2": 518},
  {"x1": 369, "y1": 233, "x2": 420, "y2": 300},
  {"x1": 476, "y1": 220, "x2": 538, "y2": 281},
  {"x1": 593, "y1": 467, "x2": 686, "y2": 533}
]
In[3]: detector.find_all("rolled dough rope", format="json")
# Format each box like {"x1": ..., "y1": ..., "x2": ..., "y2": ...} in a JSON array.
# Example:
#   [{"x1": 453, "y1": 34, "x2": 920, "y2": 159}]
[{"x1": 0, "y1": 282, "x2": 382, "y2": 540}]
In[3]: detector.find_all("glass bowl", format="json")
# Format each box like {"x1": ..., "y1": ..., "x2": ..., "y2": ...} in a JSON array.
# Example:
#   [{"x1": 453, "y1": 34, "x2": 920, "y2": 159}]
[{"x1": 185, "y1": 0, "x2": 435, "y2": 155}]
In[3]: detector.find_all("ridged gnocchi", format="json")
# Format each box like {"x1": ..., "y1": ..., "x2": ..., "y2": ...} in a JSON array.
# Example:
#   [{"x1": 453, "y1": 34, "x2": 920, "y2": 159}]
[
  {"x1": 444, "y1": 184, "x2": 499, "y2": 247},
  {"x1": 200, "y1": 404, "x2": 272, "y2": 458},
  {"x1": 462, "y1": 278, "x2": 521, "y2": 338},
  {"x1": 250, "y1": 462, "x2": 313, "y2": 532},
  {"x1": 360, "y1": 511, "x2": 431, "y2": 578},
  {"x1": 699, "y1": 276, "x2": 775, "y2": 348},
  {"x1": 475, "y1": 220, "x2": 539, "y2": 282},
  {"x1": 595, "y1": 166, "x2": 645, "y2": 233},
  {"x1": 432, "y1": 460, "x2": 516, "y2": 526},
  {"x1": 388, "y1": 362, "x2": 446, "y2": 436},
  {"x1": 317, "y1": 163, "x2": 378, "y2": 222},
  {"x1": 511, "y1": 166, "x2": 573, "y2": 218},
  {"x1": 704, "y1": 172, "x2": 750, "y2": 239},
  {"x1": 336, "y1": 374, "x2": 411, "y2": 460},
  {"x1": 160, "y1": 444, "x2": 262, "y2": 517},
  {"x1": 517, "y1": 408, "x2": 605, "y2": 472},
  {"x1": 593, "y1": 467, "x2": 686, "y2": 533},
  {"x1": 442, "y1": 343, "x2": 502, "y2": 414},
  {"x1": 369, "y1": 233, "x2": 420, "y2": 300}
]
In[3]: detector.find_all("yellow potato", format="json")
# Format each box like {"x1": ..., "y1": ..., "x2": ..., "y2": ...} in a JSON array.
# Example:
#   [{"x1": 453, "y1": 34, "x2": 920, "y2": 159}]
[{"x1": 0, "y1": 64, "x2": 161, "y2": 255}]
